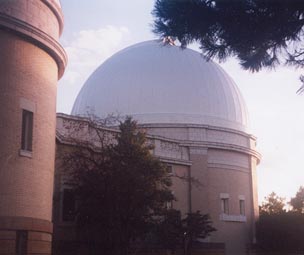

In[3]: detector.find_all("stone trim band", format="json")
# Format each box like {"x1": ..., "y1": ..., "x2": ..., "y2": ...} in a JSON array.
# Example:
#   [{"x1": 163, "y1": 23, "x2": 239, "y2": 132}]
[
  {"x1": 0, "y1": 13, "x2": 67, "y2": 79},
  {"x1": 0, "y1": 216, "x2": 53, "y2": 234}
]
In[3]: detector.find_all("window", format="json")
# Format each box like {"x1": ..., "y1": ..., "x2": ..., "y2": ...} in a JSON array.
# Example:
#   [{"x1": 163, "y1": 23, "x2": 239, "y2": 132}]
[
  {"x1": 240, "y1": 200, "x2": 245, "y2": 215},
  {"x1": 166, "y1": 165, "x2": 173, "y2": 175},
  {"x1": 220, "y1": 193, "x2": 229, "y2": 214},
  {"x1": 21, "y1": 110, "x2": 33, "y2": 151},
  {"x1": 62, "y1": 189, "x2": 76, "y2": 222},
  {"x1": 165, "y1": 191, "x2": 174, "y2": 209},
  {"x1": 166, "y1": 201, "x2": 173, "y2": 209},
  {"x1": 221, "y1": 198, "x2": 229, "y2": 214},
  {"x1": 16, "y1": 231, "x2": 27, "y2": 255}
]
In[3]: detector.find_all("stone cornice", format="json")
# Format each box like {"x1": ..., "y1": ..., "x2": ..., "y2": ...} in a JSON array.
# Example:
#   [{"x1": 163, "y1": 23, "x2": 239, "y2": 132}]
[
  {"x1": 157, "y1": 156, "x2": 192, "y2": 166},
  {"x1": 139, "y1": 123, "x2": 257, "y2": 140},
  {"x1": 0, "y1": 13, "x2": 67, "y2": 79},
  {"x1": 42, "y1": 0, "x2": 64, "y2": 36},
  {"x1": 56, "y1": 114, "x2": 261, "y2": 163},
  {"x1": 185, "y1": 141, "x2": 261, "y2": 163}
]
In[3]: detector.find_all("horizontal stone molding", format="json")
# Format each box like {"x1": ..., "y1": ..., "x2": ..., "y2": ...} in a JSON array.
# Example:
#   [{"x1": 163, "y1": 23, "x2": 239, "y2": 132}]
[
  {"x1": 0, "y1": 13, "x2": 67, "y2": 79},
  {"x1": 158, "y1": 156, "x2": 192, "y2": 166},
  {"x1": 208, "y1": 163, "x2": 249, "y2": 173},
  {"x1": 219, "y1": 214, "x2": 247, "y2": 222},
  {"x1": 139, "y1": 122, "x2": 257, "y2": 140},
  {"x1": 186, "y1": 142, "x2": 261, "y2": 163},
  {"x1": 219, "y1": 193, "x2": 229, "y2": 199},
  {"x1": 41, "y1": 0, "x2": 64, "y2": 35},
  {"x1": 0, "y1": 216, "x2": 53, "y2": 234}
]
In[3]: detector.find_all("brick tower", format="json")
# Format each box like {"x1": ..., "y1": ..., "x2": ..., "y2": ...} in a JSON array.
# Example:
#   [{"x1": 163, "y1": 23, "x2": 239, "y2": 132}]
[{"x1": 0, "y1": 0, "x2": 66, "y2": 254}]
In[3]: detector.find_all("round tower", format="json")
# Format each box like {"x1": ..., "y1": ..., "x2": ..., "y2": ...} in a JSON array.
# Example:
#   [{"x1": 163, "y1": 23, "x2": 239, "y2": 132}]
[{"x1": 0, "y1": 0, "x2": 66, "y2": 254}]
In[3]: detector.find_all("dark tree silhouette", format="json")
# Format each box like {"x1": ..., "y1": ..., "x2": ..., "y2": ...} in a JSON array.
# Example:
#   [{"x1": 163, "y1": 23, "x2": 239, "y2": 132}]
[
  {"x1": 257, "y1": 211, "x2": 304, "y2": 252},
  {"x1": 156, "y1": 209, "x2": 216, "y2": 254},
  {"x1": 290, "y1": 186, "x2": 304, "y2": 213},
  {"x1": 62, "y1": 117, "x2": 174, "y2": 255},
  {"x1": 259, "y1": 192, "x2": 285, "y2": 215},
  {"x1": 257, "y1": 191, "x2": 304, "y2": 253},
  {"x1": 153, "y1": 0, "x2": 304, "y2": 90}
]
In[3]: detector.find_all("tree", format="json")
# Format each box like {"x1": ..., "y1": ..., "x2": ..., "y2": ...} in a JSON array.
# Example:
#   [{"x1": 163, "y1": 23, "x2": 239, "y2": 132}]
[
  {"x1": 153, "y1": 0, "x2": 304, "y2": 89},
  {"x1": 183, "y1": 211, "x2": 216, "y2": 253},
  {"x1": 62, "y1": 117, "x2": 174, "y2": 255},
  {"x1": 156, "y1": 209, "x2": 216, "y2": 254},
  {"x1": 256, "y1": 190, "x2": 304, "y2": 252},
  {"x1": 259, "y1": 192, "x2": 285, "y2": 215},
  {"x1": 156, "y1": 209, "x2": 183, "y2": 254},
  {"x1": 290, "y1": 186, "x2": 304, "y2": 213}
]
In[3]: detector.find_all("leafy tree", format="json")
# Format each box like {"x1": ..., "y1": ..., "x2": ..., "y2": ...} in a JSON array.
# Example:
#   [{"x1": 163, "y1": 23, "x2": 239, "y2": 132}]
[
  {"x1": 156, "y1": 209, "x2": 216, "y2": 254},
  {"x1": 156, "y1": 209, "x2": 183, "y2": 254},
  {"x1": 257, "y1": 190, "x2": 304, "y2": 252},
  {"x1": 290, "y1": 186, "x2": 304, "y2": 213},
  {"x1": 183, "y1": 211, "x2": 216, "y2": 253},
  {"x1": 153, "y1": 0, "x2": 304, "y2": 89},
  {"x1": 63, "y1": 117, "x2": 174, "y2": 255},
  {"x1": 259, "y1": 192, "x2": 285, "y2": 215}
]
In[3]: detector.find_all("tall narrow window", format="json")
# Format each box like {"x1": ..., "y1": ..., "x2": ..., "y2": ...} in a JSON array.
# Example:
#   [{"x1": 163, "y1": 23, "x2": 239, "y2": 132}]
[
  {"x1": 221, "y1": 198, "x2": 229, "y2": 214},
  {"x1": 166, "y1": 201, "x2": 173, "y2": 209},
  {"x1": 16, "y1": 231, "x2": 27, "y2": 255},
  {"x1": 166, "y1": 165, "x2": 173, "y2": 176},
  {"x1": 21, "y1": 110, "x2": 33, "y2": 151},
  {"x1": 240, "y1": 200, "x2": 245, "y2": 215},
  {"x1": 62, "y1": 189, "x2": 76, "y2": 222}
]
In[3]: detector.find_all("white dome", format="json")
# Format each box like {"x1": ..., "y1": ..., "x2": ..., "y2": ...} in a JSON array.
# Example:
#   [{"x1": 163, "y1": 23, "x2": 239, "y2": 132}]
[{"x1": 72, "y1": 40, "x2": 249, "y2": 132}]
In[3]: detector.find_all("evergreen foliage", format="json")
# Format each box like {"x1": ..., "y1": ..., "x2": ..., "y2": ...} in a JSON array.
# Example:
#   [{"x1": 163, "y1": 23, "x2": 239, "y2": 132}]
[
  {"x1": 63, "y1": 117, "x2": 174, "y2": 255},
  {"x1": 153, "y1": 0, "x2": 304, "y2": 76},
  {"x1": 290, "y1": 186, "x2": 304, "y2": 213}
]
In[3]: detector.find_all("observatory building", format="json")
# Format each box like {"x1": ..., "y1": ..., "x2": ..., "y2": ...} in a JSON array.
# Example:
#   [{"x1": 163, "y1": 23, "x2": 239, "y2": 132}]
[
  {"x1": 0, "y1": 0, "x2": 259, "y2": 254},
  {"x1": 54, "y1": 40, "x2": 260, "y2": 255}
]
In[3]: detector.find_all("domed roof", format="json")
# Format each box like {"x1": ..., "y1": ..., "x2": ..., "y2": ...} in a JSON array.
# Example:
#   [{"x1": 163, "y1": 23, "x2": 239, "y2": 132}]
[{"x1": 72, "y1": 40, "x2": 249, "y2": 132}]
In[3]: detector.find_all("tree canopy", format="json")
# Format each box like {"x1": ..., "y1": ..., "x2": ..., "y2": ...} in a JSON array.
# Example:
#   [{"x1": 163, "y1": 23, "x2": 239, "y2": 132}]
[
  {"x1": 259, "y1": 192, "x2": 285, "y2": 215},
  {"x1": 156, "y1": 209, "x2": 216, "y2": 254},
  {"x1": 153, "y1": 0, "x2": 304, "y2": 77},
  {"x1": 257, "y1": 191, "x2": 304, "y2": 253},
  {"x1": 63, "y1": 117, "x2": 174, "y2": 254},
  {"x1": 290, "y1": 186, "x2": 304, "y2": 213}
]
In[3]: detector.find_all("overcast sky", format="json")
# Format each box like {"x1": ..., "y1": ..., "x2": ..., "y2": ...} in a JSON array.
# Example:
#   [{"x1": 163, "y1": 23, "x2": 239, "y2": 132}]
[{"x1": 58, "y1": 0, "x2": 304, "y2": 203}]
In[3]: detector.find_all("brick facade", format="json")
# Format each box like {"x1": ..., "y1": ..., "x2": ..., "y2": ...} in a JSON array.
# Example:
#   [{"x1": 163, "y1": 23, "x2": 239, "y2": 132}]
[{"x1": 0, "y1": 0, "x2": 66, "y2": 254}]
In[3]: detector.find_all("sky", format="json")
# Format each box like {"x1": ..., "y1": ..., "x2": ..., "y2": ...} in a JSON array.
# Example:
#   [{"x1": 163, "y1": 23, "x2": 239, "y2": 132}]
[{"x1": 58, "y1": 0, "x2": 304, "y2": 203}]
